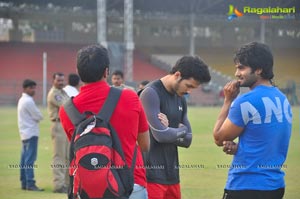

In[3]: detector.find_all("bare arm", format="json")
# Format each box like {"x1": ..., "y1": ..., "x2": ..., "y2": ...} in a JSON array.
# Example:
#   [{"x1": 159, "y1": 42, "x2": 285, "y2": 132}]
[
  {"x1": 137, "y1": 130, "x2": 150, "y2": 152},
  {"x1": 213, "y1": 81, "x2": 243, "y2": 146}
]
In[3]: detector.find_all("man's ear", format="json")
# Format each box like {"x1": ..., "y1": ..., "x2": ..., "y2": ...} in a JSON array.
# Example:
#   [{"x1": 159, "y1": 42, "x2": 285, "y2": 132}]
[
  {"x1": 174, "y1": 71, "x2": 181, "y2": 81},
  {"x1": 255, "y1": 68, "x2": 263, "y2": 76},
  {"x1": 103, "y1": 68, "x2": 109, "y2": 78}
]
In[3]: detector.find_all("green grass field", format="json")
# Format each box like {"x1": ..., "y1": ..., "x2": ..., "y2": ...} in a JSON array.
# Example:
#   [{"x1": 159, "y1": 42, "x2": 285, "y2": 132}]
[{"x1": 0, "y1": 106, "x2": 299, "y2": 199}]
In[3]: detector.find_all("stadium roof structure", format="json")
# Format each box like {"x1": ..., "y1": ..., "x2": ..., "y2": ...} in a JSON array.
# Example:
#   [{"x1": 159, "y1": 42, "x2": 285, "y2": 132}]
[{"x1": 0, "y1": 0, "x2": 299, "y2": 16}]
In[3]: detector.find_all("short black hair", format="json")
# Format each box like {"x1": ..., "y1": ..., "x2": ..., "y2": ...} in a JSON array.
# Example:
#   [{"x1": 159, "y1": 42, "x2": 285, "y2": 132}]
[
  {"x1": 22, "y1": 79, "x2": 36, "y2": 88},
  {"x1": 170, "y1": 56, "x2": 211, "y2": 83},
  {"x1": 52, "y1": 72, "x2": 64, "y2": 80},
  {"x1": 234, "y1": 41, "x2": 274, "y2": 80},
  {"x1": 140, "y1": 80, "x2": 149, "y2": 86},
  {"x1": 112, "y1": 70, "x2": 124, "y2": 78},
  {"x1": 77, "y1": 44, "x2": 110, "y2": 83},
  {"x1": 68, "y1": 73, "x2": 80, "y2": 86}
]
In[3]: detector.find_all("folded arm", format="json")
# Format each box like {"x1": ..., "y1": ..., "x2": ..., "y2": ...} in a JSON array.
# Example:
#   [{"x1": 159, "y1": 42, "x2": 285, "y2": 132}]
[
  {"x1": 28, "y1": 100, "x2": 43, "y2": 122},
  {"x1": 174, "y1": 113, "x2": 192, "y2": 148},
  {"x1": 140, "y1": 87, "x2": 187, "y2": 143}
]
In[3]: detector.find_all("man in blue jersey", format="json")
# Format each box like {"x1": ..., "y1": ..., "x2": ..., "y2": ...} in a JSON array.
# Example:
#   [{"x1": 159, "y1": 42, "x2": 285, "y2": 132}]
[
  {"x1": 140, "y1": 56, "x2": 211, "y2": 199},
  {"x1": 213, "y1": 42, "x2": 292, "y2": 199}
]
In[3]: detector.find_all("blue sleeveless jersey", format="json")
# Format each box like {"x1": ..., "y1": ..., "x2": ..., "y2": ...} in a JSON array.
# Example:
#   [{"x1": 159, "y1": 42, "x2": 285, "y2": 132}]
[{"x1": 227, "y1": 85, "x2": 292, "y2": 190}]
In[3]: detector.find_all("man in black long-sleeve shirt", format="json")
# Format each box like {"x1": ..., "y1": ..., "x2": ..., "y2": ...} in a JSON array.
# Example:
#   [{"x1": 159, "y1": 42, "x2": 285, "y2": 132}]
[{"x1": 140, "y1": 56, "x2": 211, "y2": 199}]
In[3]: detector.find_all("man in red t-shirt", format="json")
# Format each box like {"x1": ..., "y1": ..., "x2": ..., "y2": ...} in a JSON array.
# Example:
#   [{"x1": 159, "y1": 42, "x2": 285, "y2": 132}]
[{"x1": 59, "y1": 44, "x2": 150, "y2": 199}]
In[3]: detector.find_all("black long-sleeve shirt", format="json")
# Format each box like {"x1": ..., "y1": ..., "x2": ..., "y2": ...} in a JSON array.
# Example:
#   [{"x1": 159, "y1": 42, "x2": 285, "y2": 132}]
[{"x1": 140, "y1": 80, "x2": 192, "y2": 184}]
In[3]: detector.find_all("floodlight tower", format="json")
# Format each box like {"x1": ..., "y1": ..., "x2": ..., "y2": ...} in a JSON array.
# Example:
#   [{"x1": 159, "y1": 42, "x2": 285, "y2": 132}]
[
  {"x1": 124, "y1": 0, "x2": 134, "y2": 81},
  {"x1": 189, "y1": 1, "x2": 196, "y2": 56},
  {"x1": 97, "y1": 0, "x2": 107, "y2": 48},
  {"x1": 189, "y1": 13, "x2": 195, "y2": 56}
]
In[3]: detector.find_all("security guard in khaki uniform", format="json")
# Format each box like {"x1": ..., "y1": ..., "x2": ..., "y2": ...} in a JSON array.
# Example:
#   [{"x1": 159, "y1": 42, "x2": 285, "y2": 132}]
[{"x1": 47, "y1": 72, "x2": 69, "y2": 193}]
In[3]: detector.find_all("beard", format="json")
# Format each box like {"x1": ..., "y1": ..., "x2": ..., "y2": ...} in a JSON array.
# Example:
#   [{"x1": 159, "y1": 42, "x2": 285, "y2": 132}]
[
  {"x1": 238, "y1": 75, "x2": 257, "y2": 88},
  {"x1": 174, "y1": 80, "x2": 187, "y2": 97}
]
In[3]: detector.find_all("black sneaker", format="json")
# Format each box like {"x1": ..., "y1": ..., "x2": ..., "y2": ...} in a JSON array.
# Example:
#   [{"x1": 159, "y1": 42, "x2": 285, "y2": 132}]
[{"x1": 26, "y1": 185, "x2": 44, "y2": 191}]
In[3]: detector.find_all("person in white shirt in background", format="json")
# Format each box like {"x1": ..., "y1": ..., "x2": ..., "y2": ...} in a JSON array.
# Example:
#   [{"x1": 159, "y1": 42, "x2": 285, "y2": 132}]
[
  {"x1": 17, "y1": 79, "x2": 44, "y2": 191},
  {"x1": 63, "y1": 73, "x2": 80, "y2": 97}
]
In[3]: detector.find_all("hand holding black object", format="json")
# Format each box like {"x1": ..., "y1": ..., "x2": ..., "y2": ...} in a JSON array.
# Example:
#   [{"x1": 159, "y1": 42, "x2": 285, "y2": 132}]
[{"x1": 223, "y1": 141, "x2": 238, "y2": 155}]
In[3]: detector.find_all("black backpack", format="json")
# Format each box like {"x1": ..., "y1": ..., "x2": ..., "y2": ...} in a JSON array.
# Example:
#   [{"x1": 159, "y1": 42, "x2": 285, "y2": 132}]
[{"x1": 63, "y1": 87, "x2": 137, "y2": 199}]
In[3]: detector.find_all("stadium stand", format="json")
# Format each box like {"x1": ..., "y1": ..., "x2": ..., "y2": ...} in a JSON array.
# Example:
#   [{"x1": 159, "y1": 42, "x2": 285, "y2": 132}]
[
  {"x1": 0, "y1": 1, "x2": 299, "y2": 105},
  {"x1": 0, "y1": 42, "x2": 169, "y2": 105},
  {"x1": 1, "y1": 42, "x2": 299, "y2": 106}
]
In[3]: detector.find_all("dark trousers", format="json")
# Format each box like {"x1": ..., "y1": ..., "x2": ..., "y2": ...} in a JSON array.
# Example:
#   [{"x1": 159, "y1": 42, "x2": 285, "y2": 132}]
[{"x1": 222, "y1": 188, "x2": 284, "y2": 199}]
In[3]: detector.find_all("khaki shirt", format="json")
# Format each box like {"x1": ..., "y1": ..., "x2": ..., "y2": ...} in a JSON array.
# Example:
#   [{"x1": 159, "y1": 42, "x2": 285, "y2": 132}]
[{"x1": 47, "y1": 86, "x2": 69, "y2": 121}]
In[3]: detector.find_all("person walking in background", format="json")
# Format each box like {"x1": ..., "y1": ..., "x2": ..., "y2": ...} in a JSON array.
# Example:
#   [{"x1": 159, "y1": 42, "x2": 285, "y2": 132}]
[
  {"x1": 63, "y1": 73, "x2": 80, "y2": 97},
  {"x1": 111, "y1": 69, "x2": 135, "y2": 90},
  {"x1": 139, "y1": 56, "x2": 211, "y2": 199},
  {"x1": 47, "y1": 72, "x2": 70, "y2": 193},
  {"x1": 59, "y1": 44, "x2": 150, "y2": 199},
  {"x1": 213, "y1": 42, "x2": 292, "y2": 199},
  {"x1": 17, "y1": 79, "x2": 44, "y2": 191}
]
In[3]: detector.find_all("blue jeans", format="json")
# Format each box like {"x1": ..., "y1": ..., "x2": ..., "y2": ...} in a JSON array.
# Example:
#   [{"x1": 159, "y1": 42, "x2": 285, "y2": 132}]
[
  {"x1": 20, "y1": 136, "x2": 38, "y2": 188},
  {"x1": 129, "y1": 184, "x2": 148, "y2": 199}
]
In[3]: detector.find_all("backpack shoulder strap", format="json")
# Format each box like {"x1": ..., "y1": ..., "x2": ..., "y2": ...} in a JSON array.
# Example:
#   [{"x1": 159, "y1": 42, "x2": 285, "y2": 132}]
[
  {"x1": 63, "y1": 97, "x2": 86, "y2": 126},
  {"x1": 98, "y1": 87, "x2": 138, "y2": 172},
  {"x1": 63, "y1": 98, "x2": 87, "y2": 164},
  {"x1": 97, "y1": 87, "x2": 122, "y2": 121}
]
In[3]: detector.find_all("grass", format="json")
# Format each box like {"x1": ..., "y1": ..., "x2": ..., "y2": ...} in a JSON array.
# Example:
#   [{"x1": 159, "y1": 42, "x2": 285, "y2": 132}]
[{"x1": 0, "y1": 106, "x2": 299, "y2": 199}]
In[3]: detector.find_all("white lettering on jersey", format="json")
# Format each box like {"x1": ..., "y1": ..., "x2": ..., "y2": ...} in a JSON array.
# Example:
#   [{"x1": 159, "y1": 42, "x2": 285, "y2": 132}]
[
  {"x1": 240, "y1": 102, "x2": 262, "y2": 124},
  {"x1": 262, "y1": 97, "x2": 282, "y2": 123},
  {"x1": 284, "y1": 98, "x2": 292, "y2": 123},
  {"x1": 240, "y1": 97, "x2": 292, "y2": 125}
]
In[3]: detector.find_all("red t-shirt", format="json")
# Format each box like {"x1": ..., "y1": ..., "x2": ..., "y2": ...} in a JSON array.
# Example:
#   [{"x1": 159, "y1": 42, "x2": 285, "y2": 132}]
[{"x1": 59, "y1": 81, "x2": 149, "y2": 187}]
